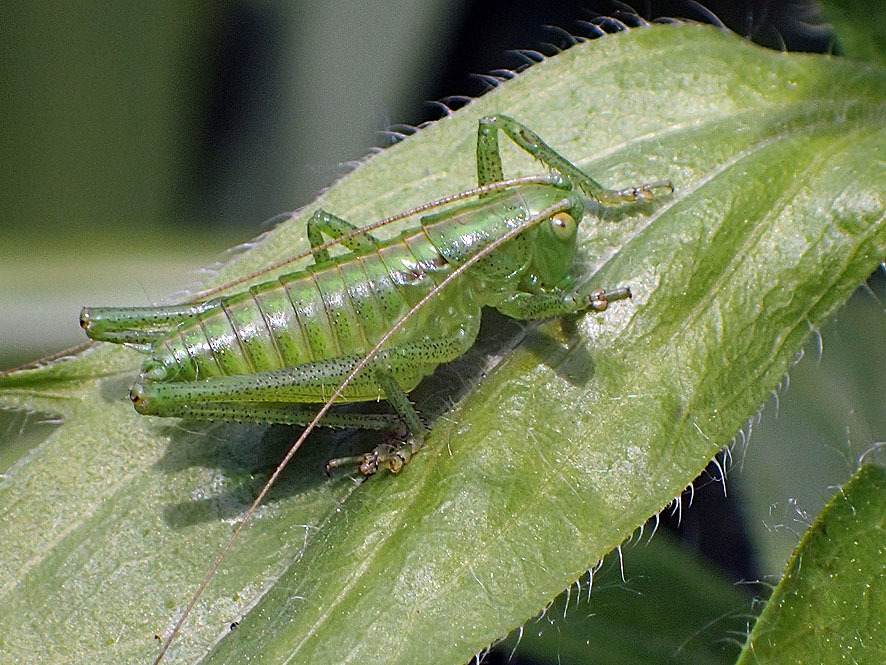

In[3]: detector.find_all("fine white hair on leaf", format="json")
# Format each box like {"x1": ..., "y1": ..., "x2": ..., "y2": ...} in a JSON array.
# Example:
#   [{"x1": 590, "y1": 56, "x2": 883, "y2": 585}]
[
  {"x1": 770, "y1": 389, "x2": 780, "y2": 417},
  {"x1": 503, "y1": 50, "x2": 530, "y2": 67},
  {"x1": 377, "y1": 130, "x2": 407, "y2": 144},
  {"x1": 386, "y1": 123, "x2": 417, "y2": 136},
  {"x1": 259, "y1": 210, "x2": 298, "y2": 230},
  {"x1": 508, "y1": 624, "x2": 524, "y2": 661},
  {"x1": 736, "y1": 427, "x2": 747, "y2": 453},
  {"x1": 470, "y1": 73, "x2": 504, "y2": 91},
  {"x1": 722, "y1": 444, "x2": 734, "y2": 472},
  {"x1": 711, "y1": 453, "x2": 728, "y2": 497},
  {"x1": 424, "y1": 100, "x2": 453, "y2": 118},
  {"x1": 538, "y1": 40, "x2": 561, "y2": 56},
  {"x1": 592, "y1": 557, "x2": 605, "y2": 575},
  {"x1": 610, "y1": 1, "x2": 647, "y2": 27},
  {"x1": 671, "y1": 492, "x2": 684, "y2": 526},
  {"x1": 772, "y1": 26, "x2": 788, "y2": 53},
  {"x1": 858, "y1": 441, "x2": 886, "y2": 468},
  {"x1": 537, "y1": 598, "x2": 549, "y2": 621},
  {"x1": 338, "y1": 159, "x2": 365, "y2": 173},
  {"x1": 647, "y1": 512, "x2": 660, "y2": 544},
  {"x1": 440, "y1": 94, "x2": 472, "y2": 108},
  {"x1": 600, "y1": 15, "x2": 631, "y2": 32},
  {"x1": 513, "y1": 48, "x2": 546, "y2": 63},
  {"x1": 616, "y1": 545, "x2": 626, "y2": 583},
  {"x1": 489, "y1": 69, "x2": 517, "y2": 80},
  {"x1": 809, "y1": 319, "x2": 824, "y2": 364}
]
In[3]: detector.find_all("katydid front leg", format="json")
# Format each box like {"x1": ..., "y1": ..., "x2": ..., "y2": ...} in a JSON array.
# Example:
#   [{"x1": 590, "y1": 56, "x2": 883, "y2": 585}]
[{"x1": 476, "y1": 114, "x2": 673, "y2": 203}]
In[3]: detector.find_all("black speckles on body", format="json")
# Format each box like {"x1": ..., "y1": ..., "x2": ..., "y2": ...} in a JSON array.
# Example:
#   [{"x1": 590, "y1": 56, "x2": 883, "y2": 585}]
[
  {"x1": 147, "y1": 225, "x2": 475, "y2": 388},
  {"x1": 140, "y1": 181, "x2": 568, "y2": 390}
]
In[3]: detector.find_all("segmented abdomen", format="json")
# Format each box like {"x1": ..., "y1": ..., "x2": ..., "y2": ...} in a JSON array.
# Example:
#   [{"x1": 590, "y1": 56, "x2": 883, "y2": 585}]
[{"x1": 151, "y1": 227, "x2": 467, "y2": 382}]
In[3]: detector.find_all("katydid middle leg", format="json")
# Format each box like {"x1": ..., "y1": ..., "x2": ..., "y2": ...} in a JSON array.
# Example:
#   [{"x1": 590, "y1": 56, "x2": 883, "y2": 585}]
[{"x1": 306, "y1": 209, "x2": 380, "y2": 264}]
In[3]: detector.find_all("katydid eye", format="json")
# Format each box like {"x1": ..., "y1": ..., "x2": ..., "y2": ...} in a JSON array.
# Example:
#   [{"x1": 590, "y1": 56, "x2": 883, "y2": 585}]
[{"x1": 549, "y1": 212, "x2": 576, "y2": 240}]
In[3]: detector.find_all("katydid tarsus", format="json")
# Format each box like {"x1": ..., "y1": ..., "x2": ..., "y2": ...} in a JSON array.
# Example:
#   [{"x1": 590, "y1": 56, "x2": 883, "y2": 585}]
[{"x1": 79, "y1": 114, "x2": 672, "y2": 662}]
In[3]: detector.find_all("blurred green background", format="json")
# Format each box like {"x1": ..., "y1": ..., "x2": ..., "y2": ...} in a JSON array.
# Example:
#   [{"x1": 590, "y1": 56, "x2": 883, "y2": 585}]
[
  {"x1": 0, "y1": 0, "x2": 469, "y2": 364},
  {"x1": 1, "y1": 2, "x2": 882, "y2": 663}
]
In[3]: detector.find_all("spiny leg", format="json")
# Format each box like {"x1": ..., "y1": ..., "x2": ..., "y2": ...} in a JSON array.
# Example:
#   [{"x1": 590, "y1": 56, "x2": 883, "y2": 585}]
[
  {"x1": 130, "y1": 355, "x2": 387, "y2": 414},
  {"x1": 476, "y1": 114, "x2": 672, "y2": 204},
  {"x1": 132, "y1": 332, "x2": 477, "y2": 474},
  {"x1": 127, "y1": 395, "x2": 403, "y2": 431},
  {"x1": 306, "y1": 209, "x2": 380, "y2": 264}
]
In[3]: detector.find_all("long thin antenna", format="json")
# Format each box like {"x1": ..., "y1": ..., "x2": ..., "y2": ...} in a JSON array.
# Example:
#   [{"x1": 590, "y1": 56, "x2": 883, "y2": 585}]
[
  {"x1": 189, "y1": 176, "x2": 556, "y2": 302},
  {"x1": 152, "y1": 197, "x2": 576, "y2": 664},
  {"x1": 0, "y1": 340, "x2": 96, "y2": 377}
]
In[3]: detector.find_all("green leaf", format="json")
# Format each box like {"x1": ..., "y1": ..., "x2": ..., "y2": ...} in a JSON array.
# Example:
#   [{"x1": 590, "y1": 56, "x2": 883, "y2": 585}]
[
  {"x1": 0, "y1": 24, "x2": 884, "y2": 665},
  {"x1": 736, "y1": 464, "x2": 886, "y2": 665}
]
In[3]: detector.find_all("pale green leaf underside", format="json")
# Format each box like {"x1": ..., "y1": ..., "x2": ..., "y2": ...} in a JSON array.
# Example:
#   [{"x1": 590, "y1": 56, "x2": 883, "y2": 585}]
[
  {"x1": 736, "y1": 465, "x2": 886, "y2": 665},
  {"x1": 0, "y1": 24, "x2": 884, "y2": 665}
]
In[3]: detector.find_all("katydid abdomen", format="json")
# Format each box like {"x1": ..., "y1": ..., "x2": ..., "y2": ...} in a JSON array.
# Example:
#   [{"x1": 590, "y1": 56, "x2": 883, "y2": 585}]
[{"x1": 146, "y1": 231, "x2": 477, "y2": 397}]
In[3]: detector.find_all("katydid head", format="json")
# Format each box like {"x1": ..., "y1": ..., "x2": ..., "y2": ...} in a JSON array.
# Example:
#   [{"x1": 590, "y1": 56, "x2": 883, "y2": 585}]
[
  {"x1": 517, "y1": 184, "x2": 586, "y2": 294},
  {"x1": 525, "y1": 210, "x2": 580, "y2": 290}
]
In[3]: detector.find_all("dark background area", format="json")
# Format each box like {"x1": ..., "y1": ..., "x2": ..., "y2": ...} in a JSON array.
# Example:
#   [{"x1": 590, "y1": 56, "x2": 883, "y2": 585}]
[{"x1": 194, "y1": 0, "x2": 834, "y2": 226}]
